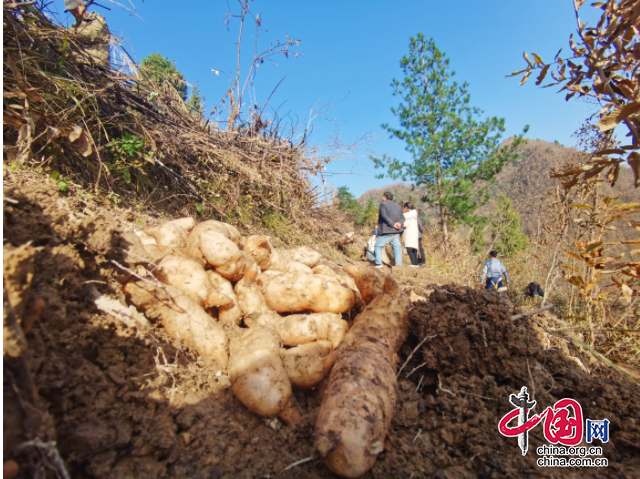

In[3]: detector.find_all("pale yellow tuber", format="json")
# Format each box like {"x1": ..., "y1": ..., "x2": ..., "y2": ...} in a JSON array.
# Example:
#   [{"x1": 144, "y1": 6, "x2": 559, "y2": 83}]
[
  {"x1": 313, "y1": 266, "x2": 365, "y2": 312},
  {"x1": 257, "y1": 272, "x2": 356, "y2": 314},
  {"x1": 155, "y1": 255, "x2": 218, "y2": 307},
  {"x1": 342, "y1": 264, "x2": 386, "y2": 304},
  {"x1": 274, "y1": 313, "x2": 348, "y2": 349},
  {"x1": 187, "y1": 229, "x2": 254, "y2": 281},
  {"x1": 280, "y1": 341, "x2": 332, "y2": 389},
  {"x1": 234, "y1": 264, "x2": 280, "y2": 327},
  {"x1": 228, "y1": 325, "x2": 296, "y2": 419},
  {"x1": 187, "y1": 220, "x2": 241, "y2": 247},
  {"x1": 278, "y1": 246, "x2": 323, "y2": 268},
  {"x1": 240, "y1": 235, "x2": 275, "y2": 270},
  {"x1": 312, "y1": 265, "x2": 336, "y2": 276},
  {"x1": 123, "y1": 281, "x2": 229, "y2": 368},
  {"x1": 145, "y1": 221, "x2": 189, "y2": 251},
  {"x1": 315, "y1": 275, "x2": 411, "y2": 478},
  {"x1": 207, "y1": 271, "x2": 243, "y2": 325}
]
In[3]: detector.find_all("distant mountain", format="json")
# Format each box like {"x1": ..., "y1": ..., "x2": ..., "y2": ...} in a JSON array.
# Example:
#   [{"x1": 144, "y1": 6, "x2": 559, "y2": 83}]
[{"x1": 358, "y1": 139, "x2": 640, "y2": 236}]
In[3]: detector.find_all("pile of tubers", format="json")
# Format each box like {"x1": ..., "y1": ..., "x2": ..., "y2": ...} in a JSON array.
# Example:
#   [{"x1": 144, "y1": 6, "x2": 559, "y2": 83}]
[{"x1": 124, "y1": 218, "x2": 410, "y2": 478}]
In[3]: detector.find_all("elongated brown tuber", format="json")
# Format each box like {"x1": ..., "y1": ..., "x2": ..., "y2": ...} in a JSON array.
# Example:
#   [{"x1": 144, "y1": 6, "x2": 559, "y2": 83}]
[{"x1": 315, "y1": 275, "x2": 411, "y2": 478}]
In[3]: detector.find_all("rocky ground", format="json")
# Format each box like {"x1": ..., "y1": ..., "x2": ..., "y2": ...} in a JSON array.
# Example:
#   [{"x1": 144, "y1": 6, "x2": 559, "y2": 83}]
[{"x1": 3, "y1": 169, "x2": 640, "y2": 478}]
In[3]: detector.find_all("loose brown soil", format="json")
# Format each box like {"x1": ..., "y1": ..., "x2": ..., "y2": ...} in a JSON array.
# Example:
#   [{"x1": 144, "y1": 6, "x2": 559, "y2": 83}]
[{"x1": 3, "y1": 169, "x2": 640, "y2": 478}]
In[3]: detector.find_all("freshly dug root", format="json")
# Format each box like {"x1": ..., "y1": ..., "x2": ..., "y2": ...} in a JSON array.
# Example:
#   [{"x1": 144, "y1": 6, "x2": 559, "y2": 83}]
[
  {"x1": 314, "y1": 268, "x2": 365, "y2": 313},
  {"x1": 234, "y1": 264, "x2": 280, "y2": 326},
  {"x1": 207, "y1": 271, "x2": 243, "y2": 325},
  {"x1": 187, "y1": 229, "x2": 254, "y2": 281},
  {"x1": 228, "y1": 326, "x2": 298, "y2": 421},
  {"x1": 257, "y1": 273, "x2": 356, "y2": 314},
  {"x1": 187, "y1": 220, "x2": 241, "y2": 247},
  {"x1": 278, "y1": 246, "x2": 323, "y2": 268},
  {"x1": 169, "y1": 217, "x2": 196, "y2": 232},
  {"x1": 266, "y1": 250, "x2": 313, "y2": 274},
  {"x1": 135, "y1": 230, "x2": 157, "y2": 246},
  {"x1": 145, "y1": 219, "x2": 192, "y2": 251},
  {"x1": 274, "y1": 313, "x2": 348, "y2": 349},
  {"x1": 123, "y1": 281, "x2": 229, "y2": 368},
  {"x1": 240, "y1": 235, "x2": 275, "y2": 270},
  {"x1": 342, "y1": 264, "x2": 386, "y2": 304},
  {"x1": 315, "y1": 275, "x2": 411, "y2": 478},
  {"x1": 155, "y1": 255, "x2": 219, "y2": 307},
  {"x1": 312, "y1": 265, "x2": 337, "y2": 276},
  {"x1": 280, "y1": 341, "x2": 332, "y2": 389}
]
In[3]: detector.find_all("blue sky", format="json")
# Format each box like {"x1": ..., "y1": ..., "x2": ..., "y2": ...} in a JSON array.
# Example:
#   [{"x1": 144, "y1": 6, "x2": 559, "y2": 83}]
[{"x1": 52, "y1": 0, "x2": 600, "y2": 197}]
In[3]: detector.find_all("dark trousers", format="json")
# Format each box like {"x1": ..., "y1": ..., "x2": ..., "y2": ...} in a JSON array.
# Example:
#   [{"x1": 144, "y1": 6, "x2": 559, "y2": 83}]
[
  {"x1": 418, "y1": 239, "x2": 425, "y2": 265},
  {"x1": 407, "y1": 248, "x2": 419, "y2": 265}
]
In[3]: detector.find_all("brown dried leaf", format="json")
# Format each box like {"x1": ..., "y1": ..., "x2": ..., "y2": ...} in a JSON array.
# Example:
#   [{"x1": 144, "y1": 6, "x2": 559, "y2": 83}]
[
  {"x1": 596, "y1": 102, "x2": 640, "y2": 132},
  {"x1": 78, "y1": 132, "x2": 93, "y2": 157},
  {"x1": 536, "y1": 64, "x2": 551, "y2": 86},
  {"x1": 3, "y1": 116, "x2": 25, "y2": 128},
  {"x1": 46, "y1": 126, "x2": 60, "y2": 142},
  {"x1": 607, "y1": 164, "x2": 620, "y2": 187},
  {"x1": 68, "y1": 124, "x2": 83, "y2": 143},
  {"x1": 628, "y1": 152, "x2": 640, "y2": 188},
  {"x1": 519, "y1": 71, "x2": 532, "y2": 86}
]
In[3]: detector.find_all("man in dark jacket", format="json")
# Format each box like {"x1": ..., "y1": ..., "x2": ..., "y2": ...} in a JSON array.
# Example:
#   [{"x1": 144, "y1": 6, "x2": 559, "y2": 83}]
[{"x1": 374, "y1": 192, "x2": 404, "y2": 267}]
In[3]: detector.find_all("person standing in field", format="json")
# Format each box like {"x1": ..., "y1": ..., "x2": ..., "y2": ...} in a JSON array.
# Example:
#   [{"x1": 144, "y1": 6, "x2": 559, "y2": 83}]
[
  {"x1": 374, "y1": 192, "x2": 404, "y2": 268},
  {"x1": 402, "y1": 202, "x2": 420, "y2": 267},
  {"x1": 481, "y1": 250, "x2": 510, "y2": 290},
  {"x1": 65, "y1": 0, "x2": 110, "y2": 67}
]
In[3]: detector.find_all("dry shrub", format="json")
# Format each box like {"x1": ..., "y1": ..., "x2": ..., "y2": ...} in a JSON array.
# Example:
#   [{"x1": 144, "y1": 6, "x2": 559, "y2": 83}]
[{"x1": 2, "y1": 2, "x2": 341, "y2": 247}]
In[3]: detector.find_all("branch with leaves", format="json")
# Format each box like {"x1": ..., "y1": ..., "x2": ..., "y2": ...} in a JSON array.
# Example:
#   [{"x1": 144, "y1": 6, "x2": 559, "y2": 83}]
[{"x1": 511, "y1": 0, "x2": 639, "y2": 187}]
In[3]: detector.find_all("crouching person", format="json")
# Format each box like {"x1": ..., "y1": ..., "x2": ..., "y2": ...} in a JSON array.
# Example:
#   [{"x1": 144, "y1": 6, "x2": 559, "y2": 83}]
[{"x1": 481, "y1": 251, "x2": 510, "y2": 292}]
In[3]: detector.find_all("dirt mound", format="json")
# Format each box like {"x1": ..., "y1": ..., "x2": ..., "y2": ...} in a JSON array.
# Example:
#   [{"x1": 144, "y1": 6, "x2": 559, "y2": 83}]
[
  {"x1": 4, "y1": 169, "x2": 640, "y2": 479},
  {"x1": 395, "y1": 285, "x2": 640, "y2": 478}
]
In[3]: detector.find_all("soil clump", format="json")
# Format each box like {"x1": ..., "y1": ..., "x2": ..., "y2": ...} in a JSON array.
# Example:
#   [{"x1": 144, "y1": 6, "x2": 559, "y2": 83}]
[{"x1": 3, "y1": 170, "x2": 639, "y2": 478}]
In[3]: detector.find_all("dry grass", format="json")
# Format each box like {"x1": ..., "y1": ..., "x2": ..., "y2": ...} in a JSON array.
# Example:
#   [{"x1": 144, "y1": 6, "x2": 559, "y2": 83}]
[{"x1": 2, "y1": 2, "x2": 340, "y2": 247}]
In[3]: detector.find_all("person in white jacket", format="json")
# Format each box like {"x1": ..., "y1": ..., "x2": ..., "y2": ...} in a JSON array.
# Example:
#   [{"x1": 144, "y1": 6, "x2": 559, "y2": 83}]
[{"x1": 402, "y1": 203, "x2": 420, "y2": 267}]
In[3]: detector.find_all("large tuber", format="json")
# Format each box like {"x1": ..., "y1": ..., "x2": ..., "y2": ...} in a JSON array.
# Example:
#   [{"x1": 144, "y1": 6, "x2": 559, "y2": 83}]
[
  {"x1": 124, "y1": 281, "x2": 229, "y2": 368},
  {"x1": 228, "y1": 325, "x2": 298, "y2": 421},
  {"x1": 342, "y1": 264, "x2": 386, "y2": 305},
  {"x1": 187, "y1": 228, "x2": 254, "y2": 281},
  {"x1": 280, "y1": 340, "x2": 332, "y2": 389},
  {"x1": 315, "y1": 275, "x2": 410, "y2": 478},
  {"x1": 257, "y1": 272, "x2": 356, "y2": 314}
]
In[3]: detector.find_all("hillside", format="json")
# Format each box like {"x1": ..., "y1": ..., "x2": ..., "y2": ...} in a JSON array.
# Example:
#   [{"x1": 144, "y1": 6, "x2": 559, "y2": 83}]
[{"x1": 359, "y1": 139, "x2": 640, "y2": 234}]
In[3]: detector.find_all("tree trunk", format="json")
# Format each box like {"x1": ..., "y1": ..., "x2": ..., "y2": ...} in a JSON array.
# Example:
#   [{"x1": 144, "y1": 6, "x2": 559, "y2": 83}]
[
  {"x1": 439, "y1": 202, "x2": 450, "y2": 256},
  {"x1": 435, "y1": 155, "x2": 450, "y2": 256}
]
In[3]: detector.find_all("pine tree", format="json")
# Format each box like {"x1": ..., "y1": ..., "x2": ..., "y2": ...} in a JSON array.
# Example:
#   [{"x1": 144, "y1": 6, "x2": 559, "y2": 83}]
[
  {"x1": 140, "y1": 53, "x2": 188, "y2": 101},
  {"x1": 372, "y1": 34, "x2": 526, "y2": 256},
  {"x1": 187, "y1": 80, "x2": 207, "y2": 117},
  {"x1": 491, "y1": 194, "x2": 529, "y2": 256}
]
